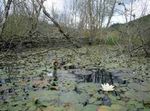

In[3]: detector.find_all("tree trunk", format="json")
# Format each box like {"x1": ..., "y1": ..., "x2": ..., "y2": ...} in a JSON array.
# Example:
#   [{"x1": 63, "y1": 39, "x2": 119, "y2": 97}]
[
  {"x1": 0, "y1": 0, "x2": 12, "y2": 40},
  {"x1": 88, "y1": 0, "x2": 93, "y2": 45},
  {"x1": 106, "y1": 0, "x2": 117, "y2": 28},
  {"x1": 29, "y1": 0, "x2": 43, "y2": 37}
]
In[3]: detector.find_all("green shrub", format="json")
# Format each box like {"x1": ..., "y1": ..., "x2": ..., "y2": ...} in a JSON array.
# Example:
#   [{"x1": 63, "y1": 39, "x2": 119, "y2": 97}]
[
  {"x1": 105, "y1": 32, "x2": 120, "y2": 45},
  {"x1": 3, "y1": 14, "x2": 31, "y2": 39}
]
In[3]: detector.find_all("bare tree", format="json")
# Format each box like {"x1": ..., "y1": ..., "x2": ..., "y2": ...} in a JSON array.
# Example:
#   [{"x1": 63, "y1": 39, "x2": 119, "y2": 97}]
[
  {"x1": 36, "y1": 0, "x2": 80, "y2": 48},
  {"x1": 28, "y1": 0, "x2": 44, "y2": 36},
  {"x1": 117, "y1": 0, "x2": 150, "y2": 56},
  {"x1": 106, "y1": 0, "x2": 117, "y2": 28},
  {"x1": 88, "y1": 0, "x2": 94, "y2": 45},
  {"x1": 0, "y1": 0, "x2": 12, "y2": 40}
]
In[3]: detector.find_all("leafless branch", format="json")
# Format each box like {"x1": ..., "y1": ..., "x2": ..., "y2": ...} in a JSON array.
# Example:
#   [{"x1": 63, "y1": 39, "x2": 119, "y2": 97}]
[{"x1": 36, "y1": 0, "x2": 80, "y2": 48}]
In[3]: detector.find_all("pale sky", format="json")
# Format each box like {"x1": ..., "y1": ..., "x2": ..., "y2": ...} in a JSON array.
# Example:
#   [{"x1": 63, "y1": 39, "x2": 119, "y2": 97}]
[
  {"x1": 111, "y1": 0, "x2": 150, "y2": 24},
  {"x1": 1, "y1": 0, "x2": 150, "y2": 25},
  {"x1": 44, "y1": 0, "x2": 65, "y2": 12},
  {"x1": 44, "y1": 0, "x2": 150, "y2": 25}
]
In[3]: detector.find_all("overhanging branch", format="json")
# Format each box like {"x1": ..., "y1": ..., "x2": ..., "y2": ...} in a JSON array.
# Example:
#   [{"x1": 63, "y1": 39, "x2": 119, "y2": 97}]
[{"x1": 36, "y1": 0, "x2": 80, "y2": 48}]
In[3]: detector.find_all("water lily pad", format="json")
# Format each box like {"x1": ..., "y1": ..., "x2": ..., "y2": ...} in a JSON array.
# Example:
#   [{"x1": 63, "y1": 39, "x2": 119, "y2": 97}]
[
  {"x1": 128, "y1": 83, "x2": 150, "y2": 92},
  {"x1": 83, "y1": 105, "x2": 97, "y2": 111},
  {"x1": 111, "y1": 104, "x2": 127, "y2": 111},
  {"x1": 77, "y1": 83, "x2": 99, "y2": 95},
  {"x1": 38, "y1": 106, "x2": 65, "y2": 111},
  {"x1": 78, "y1": 92, "x2": 89, "y2": 105},
  {"x1": 60, "y1": 91, "x2": 80, "y2": 104},
  {"x1": 29, "y1": 90, "x2": 60, "y2": 106},
  {"x1": 124, "y1": 90, "x2": 150, "y2": 102},
  {"x1": 97, "y1": 105, "x2": 111, "y2": 111}
]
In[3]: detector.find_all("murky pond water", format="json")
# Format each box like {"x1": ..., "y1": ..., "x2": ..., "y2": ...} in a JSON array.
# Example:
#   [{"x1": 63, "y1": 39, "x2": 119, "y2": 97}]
[{"x1": 0, "y1": 47, "x2": 150, "y2": 111}]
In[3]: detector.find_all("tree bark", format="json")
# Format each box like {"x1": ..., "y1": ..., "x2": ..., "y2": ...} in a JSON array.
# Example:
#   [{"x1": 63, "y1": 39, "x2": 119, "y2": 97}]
[
  {"x1": 88, "y1": 0, "x2": 94, "y2": 45},
  {"x1": 106, "y1": 0, "x2": 117, "y2": 28},
  {"x1": 29, "y1": 0, "x2": 43, "y2": 36},
  {"x1": 0, "y1": 0, "x2": 12, "y2": 40}
]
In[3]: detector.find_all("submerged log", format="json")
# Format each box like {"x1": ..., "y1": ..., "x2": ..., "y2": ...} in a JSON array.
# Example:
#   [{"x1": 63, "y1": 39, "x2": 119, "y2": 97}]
[{"x1": 72, "y1": 68, "x2": 114, "y2": 84}]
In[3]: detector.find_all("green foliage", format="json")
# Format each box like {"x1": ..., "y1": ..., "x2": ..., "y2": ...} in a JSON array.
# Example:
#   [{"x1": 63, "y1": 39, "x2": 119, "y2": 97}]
[
  {"x1": 3, "y1": 14, "x2": 31, "y2": 39},
  {"x1": 109, "y1": 14, "x2": 150, "y2": 48},
  {"x1": 2, "y1": 14, "x2": 54, "y2": 39},
  {"x1": 105, "y1": 32, "x2": 119, "y2": 45},
  {"x1": 83, "y1": 105, "x2": 97, "y2": 111}
]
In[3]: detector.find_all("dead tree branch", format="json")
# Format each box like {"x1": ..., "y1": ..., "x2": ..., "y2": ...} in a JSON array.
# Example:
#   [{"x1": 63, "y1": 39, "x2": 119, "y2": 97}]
[{"x1": 36, "y1": 0, "x2": 80, "y2": 48}]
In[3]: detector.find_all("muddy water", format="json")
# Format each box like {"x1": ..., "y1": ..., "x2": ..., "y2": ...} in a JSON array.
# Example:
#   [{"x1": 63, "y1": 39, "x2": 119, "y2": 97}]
[{"x1": 0, "y1": 47, "x2": 150, "y2": 111}]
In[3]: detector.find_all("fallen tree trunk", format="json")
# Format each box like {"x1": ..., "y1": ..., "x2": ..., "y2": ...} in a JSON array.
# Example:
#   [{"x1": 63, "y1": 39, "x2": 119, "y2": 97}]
[{"x1": 36, "y1": 0, "x2": 80, "y2": 48}]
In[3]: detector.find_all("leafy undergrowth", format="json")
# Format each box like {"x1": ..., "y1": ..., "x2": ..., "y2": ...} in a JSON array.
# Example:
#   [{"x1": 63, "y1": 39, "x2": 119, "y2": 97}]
[{"x1": 0, "y1": 45, "x2": 150, "y2": 111}]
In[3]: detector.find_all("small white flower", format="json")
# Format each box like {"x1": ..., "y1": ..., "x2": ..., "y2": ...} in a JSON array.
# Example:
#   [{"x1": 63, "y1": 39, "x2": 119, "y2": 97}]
[
  {"x1": 47, "y1": 72, "x2": 53, "y2": 77},
  {"x1": 101, "y1": 83, "x2": 114, "y2": 91}
]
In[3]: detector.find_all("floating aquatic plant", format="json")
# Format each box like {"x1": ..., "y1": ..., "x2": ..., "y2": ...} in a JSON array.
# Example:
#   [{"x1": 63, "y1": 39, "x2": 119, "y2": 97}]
[
  {"x1": 101, "y1": 83, "x2": 114, "y2": 92},
  {"x1": 47, "y1": 72, "x2": 53, "y2": 77}
]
